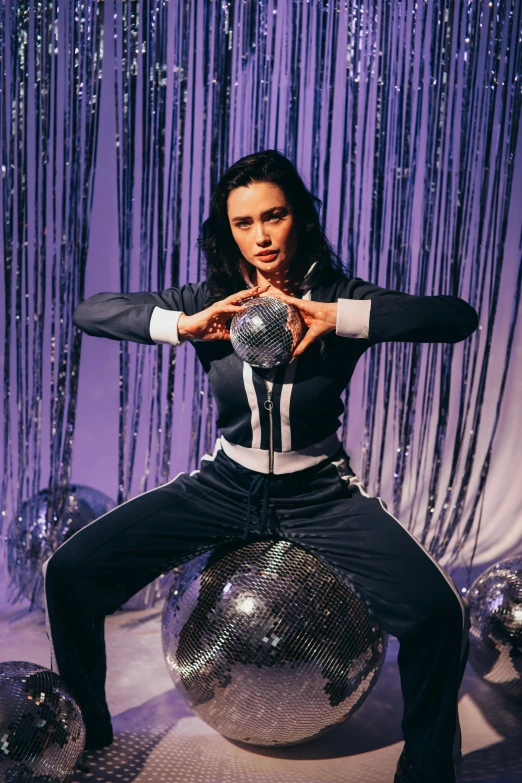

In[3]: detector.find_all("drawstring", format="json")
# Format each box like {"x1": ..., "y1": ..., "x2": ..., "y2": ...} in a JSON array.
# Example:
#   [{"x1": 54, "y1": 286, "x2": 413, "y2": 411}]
[{"x1": 244, "y1": 473, "x2": 273, "y2": 541}]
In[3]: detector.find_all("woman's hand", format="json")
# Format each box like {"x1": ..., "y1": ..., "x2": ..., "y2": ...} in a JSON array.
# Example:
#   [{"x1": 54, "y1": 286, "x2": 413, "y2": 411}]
[
  {"x1": 177, "y1": 284, "x2": 271, "y2": 340},
  {"x1": 259, "y1": 290, "x2": 337, "y2": 361}
]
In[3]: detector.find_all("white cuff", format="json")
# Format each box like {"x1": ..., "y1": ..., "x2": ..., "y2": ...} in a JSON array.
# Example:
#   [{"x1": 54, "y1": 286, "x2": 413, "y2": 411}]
[
  {"x1": 149, "y1": 307, "x2": 185, "y2": 346},
  {"x1": 335, "y1": 298, "x2": 371, "y2": 339}
]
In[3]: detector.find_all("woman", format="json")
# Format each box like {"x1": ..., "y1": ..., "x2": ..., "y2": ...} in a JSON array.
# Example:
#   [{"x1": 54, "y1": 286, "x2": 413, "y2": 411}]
[{"x1": 43, "y1": 150, "x2": 478, "y2": 783}]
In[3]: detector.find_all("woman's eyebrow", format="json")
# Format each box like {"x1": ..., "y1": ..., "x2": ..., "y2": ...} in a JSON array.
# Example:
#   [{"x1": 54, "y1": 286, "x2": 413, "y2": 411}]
[{"x1": 231, "y1": 206, "x2": 287, "y2": 221}]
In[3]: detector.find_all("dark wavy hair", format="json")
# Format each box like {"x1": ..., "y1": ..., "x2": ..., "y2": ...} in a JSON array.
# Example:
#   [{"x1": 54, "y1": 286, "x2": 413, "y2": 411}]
[{"x1": 197, "y1": 149, "x2": 346, "y2": 306}]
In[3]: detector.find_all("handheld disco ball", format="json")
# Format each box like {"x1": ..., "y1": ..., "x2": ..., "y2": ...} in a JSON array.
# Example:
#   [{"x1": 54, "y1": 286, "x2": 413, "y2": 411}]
[
  {"x1": 162, "y1": 539, "x2": 387, "y2": 746},
  {"x1": 0, "y1": 661, "x2": 85, "y2": 783},
  {"x1": 468, "y1": 557, "x2": 522, "y2": 700},
  {"x1": 229, "y1": 295, "x2": 305, "y2": 368}
]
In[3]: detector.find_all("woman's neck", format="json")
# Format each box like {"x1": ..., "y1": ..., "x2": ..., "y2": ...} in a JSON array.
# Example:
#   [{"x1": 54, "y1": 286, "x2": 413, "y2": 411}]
[
  {"x1": 252, "y1": 271, "x2": 299, "y2": 296},
  {"x1": 249, "y1": 255, "x2": 310, "y2": 296}
]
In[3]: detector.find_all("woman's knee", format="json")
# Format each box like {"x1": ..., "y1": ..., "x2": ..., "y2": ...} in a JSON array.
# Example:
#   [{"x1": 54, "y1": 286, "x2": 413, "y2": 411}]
[
  {"x1": 425, "y1": 583, "x2": 467, "y2": 632},
  {"x1": 43, "y1": 544, "x2": 89, "y2": 596}
]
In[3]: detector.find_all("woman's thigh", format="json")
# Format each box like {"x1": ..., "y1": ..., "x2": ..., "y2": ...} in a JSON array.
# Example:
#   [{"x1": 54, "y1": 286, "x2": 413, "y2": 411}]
[
  {"x1": 44, "y1": 456, "x2": 250, "y2": 611},
  {"x1": 278, "y1": 483, "x2": 468, "y2": 644}
]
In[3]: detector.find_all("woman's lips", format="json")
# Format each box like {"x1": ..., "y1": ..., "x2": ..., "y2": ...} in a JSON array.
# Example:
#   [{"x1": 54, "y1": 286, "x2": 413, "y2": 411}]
[{"x1": 256, "y1": 251, "x2": 279, "y2": 260}]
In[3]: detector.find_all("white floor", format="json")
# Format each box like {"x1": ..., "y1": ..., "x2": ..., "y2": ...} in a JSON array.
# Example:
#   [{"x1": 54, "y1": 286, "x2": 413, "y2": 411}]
[{"x1": 1, "y1": 577, "x2": 521, "y2": 783}]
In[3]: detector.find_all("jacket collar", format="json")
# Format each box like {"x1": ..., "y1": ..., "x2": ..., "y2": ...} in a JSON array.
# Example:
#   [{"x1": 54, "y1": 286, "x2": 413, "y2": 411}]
[{"x1": 240, "y1": 258, "x2": 318, "y2": 292}]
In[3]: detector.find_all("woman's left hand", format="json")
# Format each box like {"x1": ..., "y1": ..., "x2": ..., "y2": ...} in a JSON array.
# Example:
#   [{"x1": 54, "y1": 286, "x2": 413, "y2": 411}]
[{"x1": 259, "y1": 289, "x2": 337, "y2": 362}]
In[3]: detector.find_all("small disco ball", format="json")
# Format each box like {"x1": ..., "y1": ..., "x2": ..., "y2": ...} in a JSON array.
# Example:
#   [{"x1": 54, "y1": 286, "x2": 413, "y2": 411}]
[
  {"x1": 5, "y1": 485, "x2": 172, "y2": 612},
  {"x1": 6, "y1": 485, "x2": 115, "y2": 610},
  {"x1": 162, "y1": 539, "x2": 387, "y2": 746},
  {"x1": 229, "y1": 295, "x2": 305, "y2": 368},
  {"x1": 468, "y1": 557, "x2": 522, "y2": 700},
  {"x1": 0, "y1": 661, "x2": 85, "y2": 783}
]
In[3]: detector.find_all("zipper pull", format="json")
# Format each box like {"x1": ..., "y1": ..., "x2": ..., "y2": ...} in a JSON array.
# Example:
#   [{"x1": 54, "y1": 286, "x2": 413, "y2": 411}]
[{"x1": 264, "y1": 389, "x2": 273, "y2": 411}]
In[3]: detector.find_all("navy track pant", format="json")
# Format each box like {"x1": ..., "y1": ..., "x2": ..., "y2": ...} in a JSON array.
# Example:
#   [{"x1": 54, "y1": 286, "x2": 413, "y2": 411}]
[{"x1": 42, "y1": 441, "x2": 469, "y2": 782}]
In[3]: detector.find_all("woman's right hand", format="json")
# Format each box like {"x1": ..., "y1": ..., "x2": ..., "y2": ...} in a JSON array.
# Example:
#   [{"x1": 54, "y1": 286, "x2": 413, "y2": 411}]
[{"x1": 177, "y1": 284, "x2": 271, "y2": 341}]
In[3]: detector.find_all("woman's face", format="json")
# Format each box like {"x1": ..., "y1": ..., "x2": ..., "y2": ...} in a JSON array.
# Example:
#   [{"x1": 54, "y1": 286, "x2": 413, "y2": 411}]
[{"x1": 227, "y1": 181, "x2": 301, "y2": 282}]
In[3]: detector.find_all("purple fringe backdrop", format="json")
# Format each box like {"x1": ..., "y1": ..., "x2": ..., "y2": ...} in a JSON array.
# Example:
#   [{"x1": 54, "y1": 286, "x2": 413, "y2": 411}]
[{"x1": 1, "y1": 0, "x2": 521, "y2": 605}]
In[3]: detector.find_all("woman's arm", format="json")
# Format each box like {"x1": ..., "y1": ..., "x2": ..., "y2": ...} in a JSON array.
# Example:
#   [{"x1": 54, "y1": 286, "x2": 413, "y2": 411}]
[
  {"x1": 335, "y1": 277, "x2": 479, "y2": 344},
  {"x1": 260, "y1": 277, "x2": 479, "y2": 361},
  {"x1": 72, "y1": 281, "x2": 207, "y2": 345}
]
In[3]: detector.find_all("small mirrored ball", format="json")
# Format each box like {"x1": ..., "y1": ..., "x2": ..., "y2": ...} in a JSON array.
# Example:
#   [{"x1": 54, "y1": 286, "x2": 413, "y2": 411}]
[
  {"x1": 230, "y1": 295, "x2": 305, "y2": 368},
  {"x1": 468, "y1": 558, "x2": 522, "y2": 700},
  {"x1": 0, "y1": 662, "x2": 85, "y2": 783}
]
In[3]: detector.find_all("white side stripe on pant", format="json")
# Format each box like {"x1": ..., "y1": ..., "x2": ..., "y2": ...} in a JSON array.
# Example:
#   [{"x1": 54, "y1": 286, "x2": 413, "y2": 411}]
[
  {"x1": 373, "y1": 495, "x2": 468, "y2": 654},
  {"x1": 337, "y1": 472, "x2": 468, "y2": 659}
]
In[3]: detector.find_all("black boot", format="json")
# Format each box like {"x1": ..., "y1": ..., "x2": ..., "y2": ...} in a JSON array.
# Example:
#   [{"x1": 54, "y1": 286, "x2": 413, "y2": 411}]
[
  {"x1": 83, "y1": 702, "x2": 114, "y2": 751},
  {"x1": 74, "y1": 751, "x2": 96, "y2": 780},
  {"x1": 394, "y1": 748, "x2": 455, "y2": 783},
  {"x1": 84, "y1": 723, "x2": 113, "y2": 751}
]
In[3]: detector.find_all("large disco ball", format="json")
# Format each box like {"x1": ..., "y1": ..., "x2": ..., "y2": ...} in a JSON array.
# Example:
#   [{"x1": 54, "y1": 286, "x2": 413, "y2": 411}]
[
  {"x1": 162, "y1": 539, "x2": 387, "y2": 746},
  {"x1": 229, "y1": 295, "x2": 305, "y2": 368},
  {"x1": 5, "y1": 484, "x2": 173, "y2": 612},
  {"x1": 468, "y1": 558, "x2": 522, "y2": 700},
  {"x1": 0, "y1": 661, "x2": 85, "y2": 782}
]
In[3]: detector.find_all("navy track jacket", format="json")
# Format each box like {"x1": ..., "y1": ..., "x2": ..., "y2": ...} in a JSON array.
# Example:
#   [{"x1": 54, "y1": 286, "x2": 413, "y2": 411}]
[{"x1": 72, "y1": 261, "x2": 479, "y2": 475}]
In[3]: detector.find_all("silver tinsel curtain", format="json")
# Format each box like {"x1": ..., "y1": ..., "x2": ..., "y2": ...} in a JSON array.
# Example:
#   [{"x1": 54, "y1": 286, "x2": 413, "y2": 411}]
[{"x1": 1, "y1": 0, "x2": 521, "y2": 602}]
